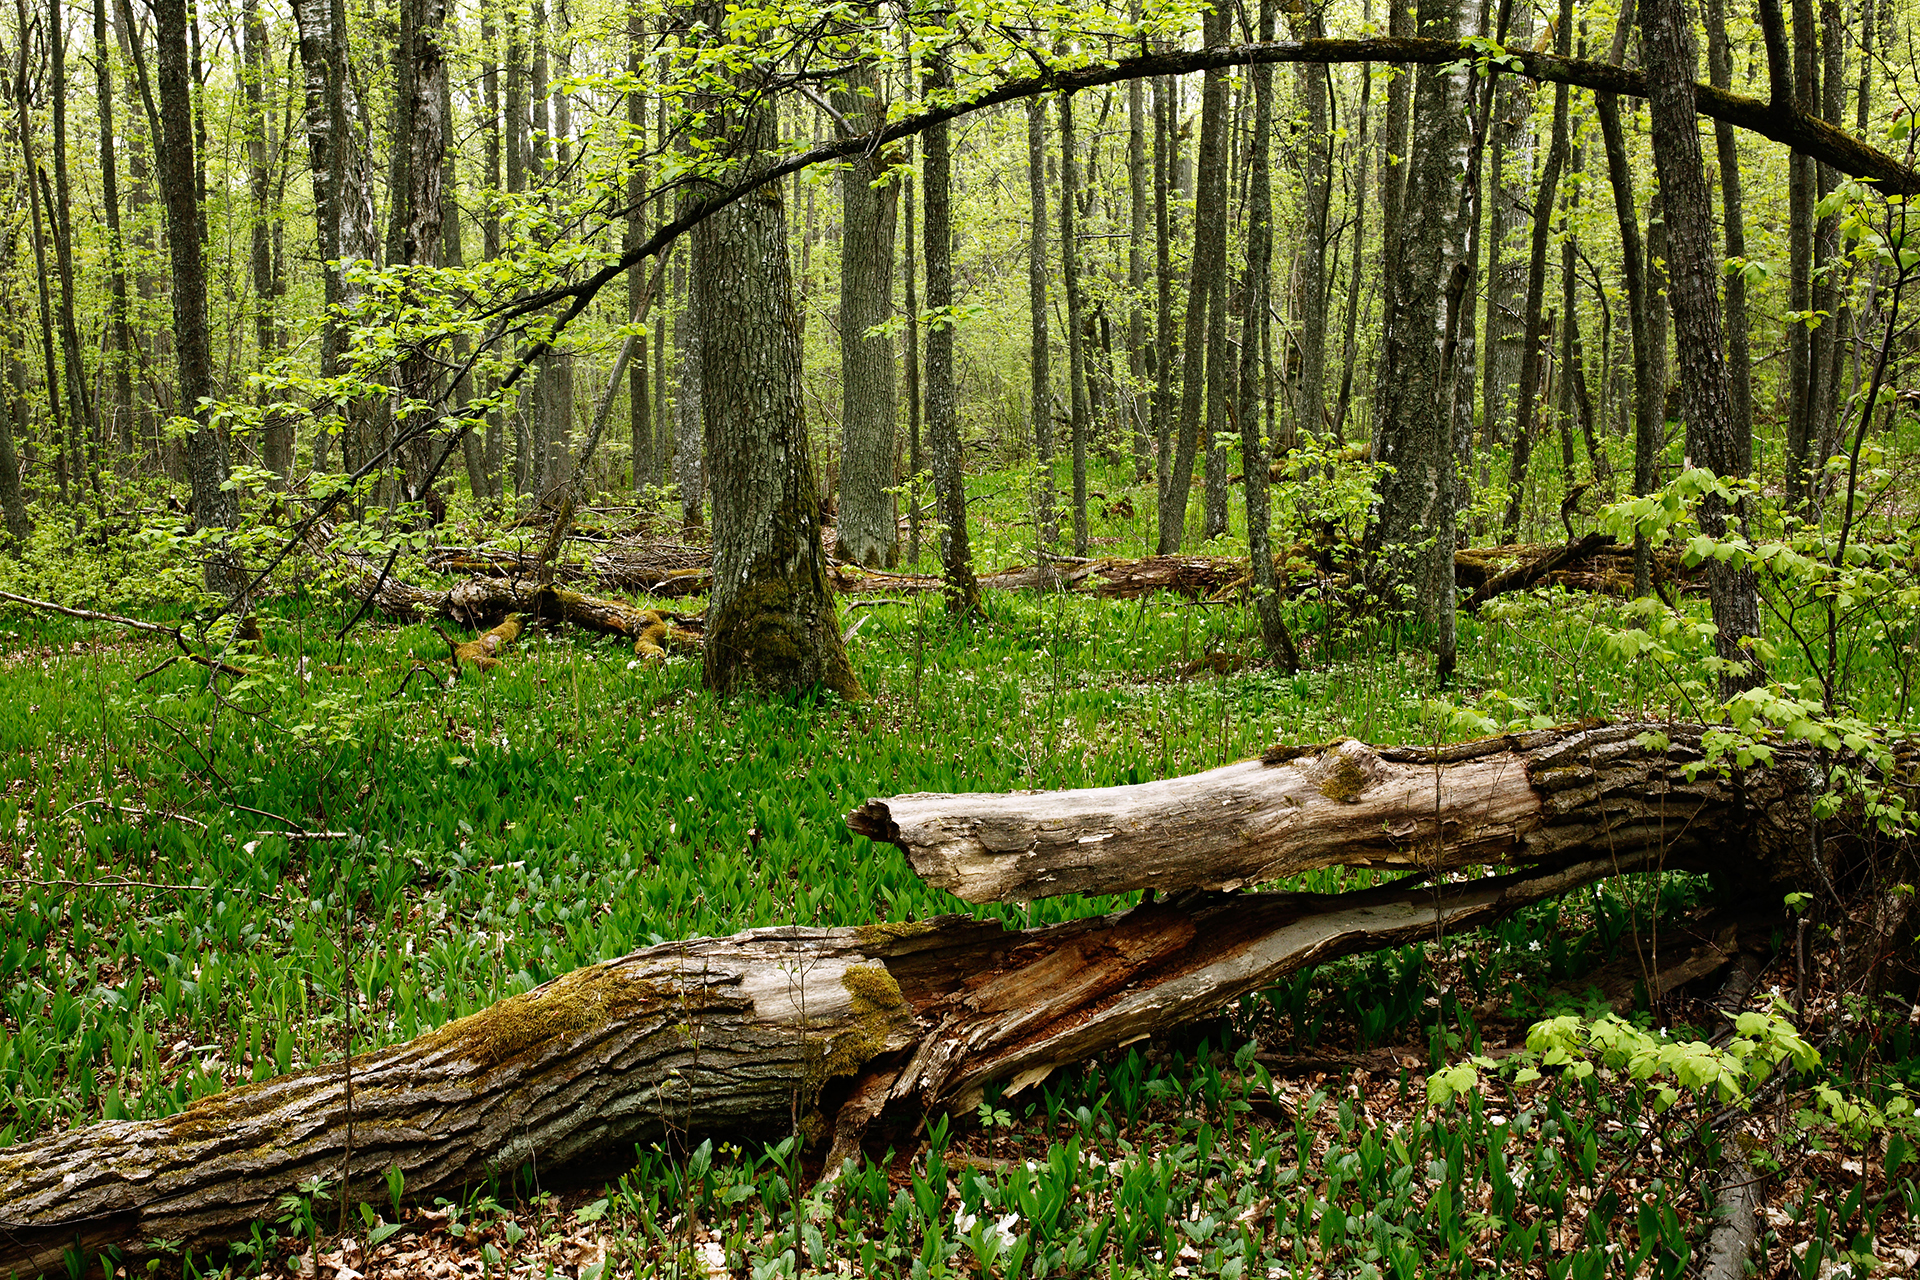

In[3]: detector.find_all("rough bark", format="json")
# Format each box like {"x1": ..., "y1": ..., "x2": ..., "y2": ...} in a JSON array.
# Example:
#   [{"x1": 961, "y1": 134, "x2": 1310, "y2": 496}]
[
  {"x1": 0, "y1": 722, "x2": 1846, "y2": 1276},
  {"x1": 291, "y1": 0, "x2": 379, "y2": 477},
  {"x1": 696, "y1": 8, "x2": 860, "y2": 698},
  {"x1": 1641, "y1": 0, "x2": 1765, "y2": 698},
  {"x1": 95, "y1": 0, "x2": 134, "y2": 459},
  {"x1": 242, "y1": 0, "x2": 289, "y2": 482},
  {"x1": 387, "y1": 0, "x2": 450, "y2": 503},
  {"x1": 922, "y1": 47, "x2": 980, "y2": 616},
  {"x1": 851, "y1": 721, "x2": 1819, "y2": 904},
  {"x1": 1594, "y1": 89, "x2": 1658, "y2": 596},
  {"x1": 1703, "y1": 0, "x2": 1753, "y2": 466},
  {"x1": 1125, "y1": 30, "x2": 1151, "y2": 481},
  {"x1": 832, "y1": 49, "x2": 900, "y2": 570},
  {"x1": 1368, "y1": 0, "x2": 1473, "y2": 675},
  {"x1": 1239, "y1": 0, "x2": 1298, "y2": 671}
]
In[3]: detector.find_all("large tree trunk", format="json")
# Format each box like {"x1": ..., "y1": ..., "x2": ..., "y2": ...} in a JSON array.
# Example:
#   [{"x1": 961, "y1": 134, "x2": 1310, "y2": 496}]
[
  {"x1": 696, "y1": 6, "x2": 860, "y2": 698},
  {"x1": 1642, "y1": 0, "x2": 1765, "y2": 699},
  {"x1": 833, "y1": 47, "x2": 901, "y2": 570},
  {"x1": 1367, "y1": 0, "x2": 1473, "y2": 676},
  {"x1": 0, "y1": 721, "x2": 1842, "y2": 1276}
]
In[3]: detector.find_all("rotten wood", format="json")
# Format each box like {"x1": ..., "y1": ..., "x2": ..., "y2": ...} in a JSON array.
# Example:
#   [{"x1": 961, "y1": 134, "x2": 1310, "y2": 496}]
[
  {"x1": 848, "y1": 721, "x2": 1820, "y2": 904},
  {"x1": 1462, "y1": 531, "x2": 1617, "y2": 611},
  {"x1": 0, "y1": 848, "x2": 1665, "y2": 1273}
]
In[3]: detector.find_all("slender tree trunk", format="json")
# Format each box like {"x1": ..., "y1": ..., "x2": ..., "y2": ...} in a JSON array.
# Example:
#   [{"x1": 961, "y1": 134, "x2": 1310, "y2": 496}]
[
  {"x1": 1784, "y1": 0, "x2": 1816, "y2": 504},
  {"x1": 1126, "y1": 30, "x2": 1151, "y2": 481},
  {"x1": 1641, "y1": 0, "x2": 1764, "y2": 699},
  {"x1": 1480, "y1": 0, "x2": 1534, "y2": 462},
  {"x1": 115, "y1": 0, "x2": 164, "y2": 464},
  {"x1": 1060, "y1": 91, "x2": 1091, "y2": 557},
  {"x1": 1156, "y1": 6, "x2": 1229, "y2": 554},
  {"x1": 1333, "y1": 56, "x2": 1369, "y2": 441},
  {"x1": 505, "y1": 0, "x2": 530, "y2": 494},
  {"x1": 1703, "y1": 0, "x2": 1752, "y2": 471},
  {"x1": 1292, "y1": 16, "x2": 1330, "y2": 443},
  {"x1": 671, "y1": 43, "x2": 704, "y2": 530},
  {"x1": 924, "y1": 45, "x2": 979, "y2": 615},
  {"x1": 833, "y1": 48, "x2": 900, "y2": 569},
  {"x1": 1027, "y1": 97, "x2": 1057, "y2": 559},
  {"x1": 905, "y1": 161, "x2": 923, "y2": 569},
  {"x1": 16, "y1": 0, "x2": 70, "y2": 507},
  {"x1": 48, "y1": 0, "x2": 100, "y2": 508},
  {"x1": 626, "y1": 5, "x2": 650, "y2": 494},
  {"x1": 243, "y1": 0, "x2": 289, "y2": 482},
  {"x1": 383, "y1": 0, "x2": 449, "y2": 504},
  {"x1": 1809, "y1": 0, "x2": 1845, "y2": 493},
  {"x1": 1501, "y1": 8, "x2": 1570, "y2": 542},
  {"x1": 95, "y1": 0, "x2": 134, "y2": 461},
  {"x1": 1240, "y1": 0, "x2": 1298, "y2": 670},
  {"x1": 153, "y1": 0, "x2": 238, "y2": 591},
  {"x1": 1151, "y1": 73, "x2": 1175, "y2": 514},
  {"x1": 1595, "y1": 93, "x2": 1658, "y2": 593},
  {"x1": 291, "y1": 0, "x2": 379, "y2": 478},
  {"x1": 0, "y1": 236, "x2": 30, "y2": 542}
]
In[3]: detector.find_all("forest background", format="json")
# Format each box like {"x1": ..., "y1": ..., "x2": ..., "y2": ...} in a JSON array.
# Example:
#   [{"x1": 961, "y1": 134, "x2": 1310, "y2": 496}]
[{"x1": 2, "y1": 0, "x2": 1920, "y2": 1272}]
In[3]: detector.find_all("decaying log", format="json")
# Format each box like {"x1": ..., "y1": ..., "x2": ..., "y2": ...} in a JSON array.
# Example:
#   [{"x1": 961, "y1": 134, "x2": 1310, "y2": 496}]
[
  {"x1": 848, "y1": 722, "x2": 1819, "y2": 903},
  {"x1": 343, "y1": 567, "x2": 704, "y2": 651},
  {"x1": 0, "y1": 851, "x2": 1660, "y2": 1274},
  {"x1": 0, "y1": 722, "x2": 1851, "y2": 1273},
  {"x1": 426, "y1": 541, "x2": 714, "y2": 598},
  {"x1": 1462, "y1": 531, "x2": 1616, "y2": 611}
]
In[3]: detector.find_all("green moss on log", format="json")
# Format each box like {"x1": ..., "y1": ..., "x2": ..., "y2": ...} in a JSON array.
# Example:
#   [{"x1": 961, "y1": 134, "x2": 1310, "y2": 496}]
[{"x1": 419, "y1": 963, "x2": 667, "y2": 1070}]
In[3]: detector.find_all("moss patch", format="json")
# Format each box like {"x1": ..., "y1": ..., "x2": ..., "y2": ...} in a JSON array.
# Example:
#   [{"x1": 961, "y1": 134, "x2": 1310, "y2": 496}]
[
  {"x1": 420, "y1": 963, "x2": 666, "y2": 1071},
  {"x1": 855, "y1": 920, "x2": 939, "y2": 948},
  {"x1": 1318, "y1": 749, "x2": 1371, "y2": 803}
]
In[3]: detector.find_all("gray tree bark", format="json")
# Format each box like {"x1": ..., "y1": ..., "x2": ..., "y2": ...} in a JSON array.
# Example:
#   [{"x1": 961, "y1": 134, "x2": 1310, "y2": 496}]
[
  {"x1": 291, "y1": 0, "x2": 380, "y2": 478},
  {"x1": 923, "y1": 45, "x2": 980, "y2": 615},
  {"x1": 696, "y1": 6, "x2": 860, "y2": 697},
  {"x1": 832, "y1": 52, "x2": 901, "y2": 569},
  {"x1": 1642, "y1": 0, "x2": 1765, "y2": 698},
  {"x1": 1368, "y1": 0, "x2": 1472, "y2": 677},
  {"x1": 1501, "y1": 2, "x2": 1571, "y2": 542},
  {"x1": 1060, "y1": 91, "x2": 1092, "y2": 557},
  {"x1": 154, "y1": 0, "x2": 239, "y2": 592}
]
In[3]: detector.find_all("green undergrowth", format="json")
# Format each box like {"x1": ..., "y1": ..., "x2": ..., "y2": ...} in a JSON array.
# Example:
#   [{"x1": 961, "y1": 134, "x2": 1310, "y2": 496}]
[{"x1": 3, "y1": 524, "x2": 1918, "y2": 1276}]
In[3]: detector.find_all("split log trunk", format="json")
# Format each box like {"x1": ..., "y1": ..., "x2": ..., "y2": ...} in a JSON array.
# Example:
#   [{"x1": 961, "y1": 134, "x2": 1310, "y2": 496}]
[
  {"x1": 0, "y1": 855, "x2": 1667, "y2": 1273},
  {"x1": 848, "y1": 721, "x2": 1820, "y2": 903},
  {"x1": 0, "y1": 722, "x2": 1836, "y2": 1273}
]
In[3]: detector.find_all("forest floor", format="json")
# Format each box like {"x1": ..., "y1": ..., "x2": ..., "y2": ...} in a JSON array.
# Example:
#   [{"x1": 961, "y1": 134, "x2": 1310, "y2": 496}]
[{"x1": 2, "y1": 467, "x2": 1917, "y2": 1278}]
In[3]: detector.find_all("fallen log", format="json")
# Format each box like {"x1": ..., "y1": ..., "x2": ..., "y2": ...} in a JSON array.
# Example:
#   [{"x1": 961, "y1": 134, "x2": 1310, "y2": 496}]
[
  {"x1": 0, "y1": 850, "x2": 1664, "y2": 1274},
  {"x1": 343, "y1": 567, "x2": 703, "y2": 650},
  {"x1": 1462, "y1": 531, "x2": 1616, "y2": 611},
  {"x1": 849, "y1": 722, "x2": 1819, "y2": 904},
  {"x1": 0, "y1": 722, "x2": 1849, "y2": 1273}
]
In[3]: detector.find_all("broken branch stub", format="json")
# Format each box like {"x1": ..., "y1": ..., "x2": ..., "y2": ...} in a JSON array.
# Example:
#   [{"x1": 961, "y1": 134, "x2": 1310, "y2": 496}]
[{"x1": 847, "y1": 722, "x2": 1819, "y2": 904}]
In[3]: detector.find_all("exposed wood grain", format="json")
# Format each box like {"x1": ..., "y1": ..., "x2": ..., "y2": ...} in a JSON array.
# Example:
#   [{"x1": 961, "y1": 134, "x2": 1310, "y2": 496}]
[{"x1": 848, "y1": 722, "x2": 1818, "y2": 903}]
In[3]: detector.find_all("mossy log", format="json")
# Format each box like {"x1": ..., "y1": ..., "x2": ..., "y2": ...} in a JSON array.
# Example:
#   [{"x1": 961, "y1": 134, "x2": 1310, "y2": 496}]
[
  {"x1": 0, "y1": 848, "x2": 1671, "y2": 1274},
  {"x1": 344, "y1": 567, "x2": 703, "y2": 649},
  {"x1": 848, "y1": 721, "x2": 1822, "y2": 904},
  {"x1": 0, "y1": 722, "x2": 1851, "y2": 1274}
]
